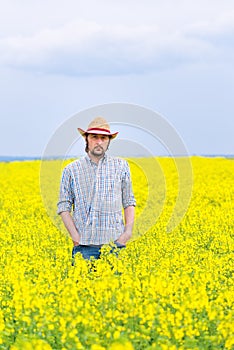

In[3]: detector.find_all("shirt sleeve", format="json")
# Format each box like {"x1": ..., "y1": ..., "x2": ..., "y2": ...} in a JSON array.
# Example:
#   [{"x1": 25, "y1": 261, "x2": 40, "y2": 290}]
[
  {"x1": 57, "y1": 166, "x2": 74, "y2": 214},
  {"x1": 121, "y1": 160, "x2": 136, "y2": 209}
]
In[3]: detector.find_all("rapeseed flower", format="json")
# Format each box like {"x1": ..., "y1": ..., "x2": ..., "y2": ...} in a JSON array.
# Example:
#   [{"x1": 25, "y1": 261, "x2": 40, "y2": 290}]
[{"x1": 0, "y1": 157, "x2": 233, "y2": 349}]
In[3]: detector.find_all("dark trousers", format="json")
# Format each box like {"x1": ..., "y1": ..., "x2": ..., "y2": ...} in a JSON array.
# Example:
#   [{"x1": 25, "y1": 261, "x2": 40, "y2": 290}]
[{"x1": 72, "y1": 242, "x2": 126, "y2": 261}]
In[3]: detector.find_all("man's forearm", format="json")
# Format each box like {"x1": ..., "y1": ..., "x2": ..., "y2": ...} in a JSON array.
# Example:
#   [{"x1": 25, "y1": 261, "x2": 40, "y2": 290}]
[
  {"x1": 124, "y1": 205, "x2": 135, "y2": 235},
  {"x1": 117, "y1": 205, "x2": 135, "y2": 244},
  {"x1": 60, "y1": 211, "x2": 80, "y2": 245}
]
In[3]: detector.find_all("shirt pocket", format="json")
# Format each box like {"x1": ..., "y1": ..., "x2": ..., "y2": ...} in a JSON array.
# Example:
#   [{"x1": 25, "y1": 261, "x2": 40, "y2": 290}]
[{"x1": 101, "y1": 178, "x2": 122, "y2": 213}]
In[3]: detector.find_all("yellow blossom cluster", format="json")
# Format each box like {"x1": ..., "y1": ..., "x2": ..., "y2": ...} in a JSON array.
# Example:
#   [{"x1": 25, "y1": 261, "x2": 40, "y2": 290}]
[{"x1": 0, "y1": 157, "x2": 233, "y2": 349}]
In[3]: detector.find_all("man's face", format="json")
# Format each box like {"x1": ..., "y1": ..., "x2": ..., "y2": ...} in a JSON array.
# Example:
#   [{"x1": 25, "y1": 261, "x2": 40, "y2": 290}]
[{"x1": 87, "y1": 133, "x2": 110, "y2": 157}]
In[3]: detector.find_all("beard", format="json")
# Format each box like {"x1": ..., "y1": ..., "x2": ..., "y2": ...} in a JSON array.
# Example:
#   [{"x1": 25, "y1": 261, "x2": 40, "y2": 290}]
[{"x1": 90, "y1": 145, "x2": 105, "y2": 157}]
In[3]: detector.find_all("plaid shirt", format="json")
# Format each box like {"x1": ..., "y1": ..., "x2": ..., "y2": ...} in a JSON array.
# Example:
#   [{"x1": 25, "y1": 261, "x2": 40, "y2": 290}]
[{"x1": 57, "y1": 154, "x2": 136, "y2": 245}]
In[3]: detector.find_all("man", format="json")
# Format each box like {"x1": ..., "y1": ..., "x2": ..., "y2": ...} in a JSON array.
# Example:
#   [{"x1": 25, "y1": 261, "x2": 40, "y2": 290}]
[{"x1": 57, "y1": 117, "x2": 136, "y2": 260}]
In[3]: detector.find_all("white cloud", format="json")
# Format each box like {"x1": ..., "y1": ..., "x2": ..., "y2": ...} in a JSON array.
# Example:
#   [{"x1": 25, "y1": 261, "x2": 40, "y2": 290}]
[{"x1": 0, "y1": 0, "x2": 234, "y2": 75}]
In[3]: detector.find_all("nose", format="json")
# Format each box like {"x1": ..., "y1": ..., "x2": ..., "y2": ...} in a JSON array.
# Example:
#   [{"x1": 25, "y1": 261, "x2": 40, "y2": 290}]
[{"x1": 96, "y1": 136, "x2": 103, "y2": 144}]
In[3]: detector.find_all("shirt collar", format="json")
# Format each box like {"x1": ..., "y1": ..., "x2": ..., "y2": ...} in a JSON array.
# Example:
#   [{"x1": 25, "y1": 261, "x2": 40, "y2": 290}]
[{"x1": 85, "y1": 153, "x2": 108, "y2": 165}]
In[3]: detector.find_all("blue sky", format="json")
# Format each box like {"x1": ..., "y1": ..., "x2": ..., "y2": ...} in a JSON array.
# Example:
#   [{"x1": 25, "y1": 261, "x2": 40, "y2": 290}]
[{"x1": 0, "y1": 0, "x2": 233, "y2": 156}]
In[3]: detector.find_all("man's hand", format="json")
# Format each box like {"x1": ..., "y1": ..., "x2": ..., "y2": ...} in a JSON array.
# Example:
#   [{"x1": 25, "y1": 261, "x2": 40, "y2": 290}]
[{"x1": 116, "y1": 230, "x2": 132, "y2": 245}]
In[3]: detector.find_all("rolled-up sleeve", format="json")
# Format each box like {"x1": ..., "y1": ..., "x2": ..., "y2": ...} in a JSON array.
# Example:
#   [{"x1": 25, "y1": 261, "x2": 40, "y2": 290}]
[
  {"x1": 57, "y1": 167, "x2": 74, "y2": 214},
  {"x1": 121, "y1": 161, "x2": 136, "y2": 209}
]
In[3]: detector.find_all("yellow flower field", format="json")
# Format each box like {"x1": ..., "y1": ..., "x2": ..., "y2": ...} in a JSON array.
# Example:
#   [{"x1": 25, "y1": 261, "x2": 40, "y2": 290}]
[{"x1": 0, "y1": 157, "x2": 233, "y2": 349}]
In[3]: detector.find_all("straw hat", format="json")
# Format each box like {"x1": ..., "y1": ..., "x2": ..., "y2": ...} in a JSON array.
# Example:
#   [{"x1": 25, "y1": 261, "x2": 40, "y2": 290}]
[{"x1": 78, "y1": 117, "x2": 118, "y2": 139}]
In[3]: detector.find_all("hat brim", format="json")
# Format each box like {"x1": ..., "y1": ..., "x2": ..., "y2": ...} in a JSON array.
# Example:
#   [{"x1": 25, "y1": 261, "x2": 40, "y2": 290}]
[{"x1": 77, "y1": 128, "x2": 118, "y2": 139}]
